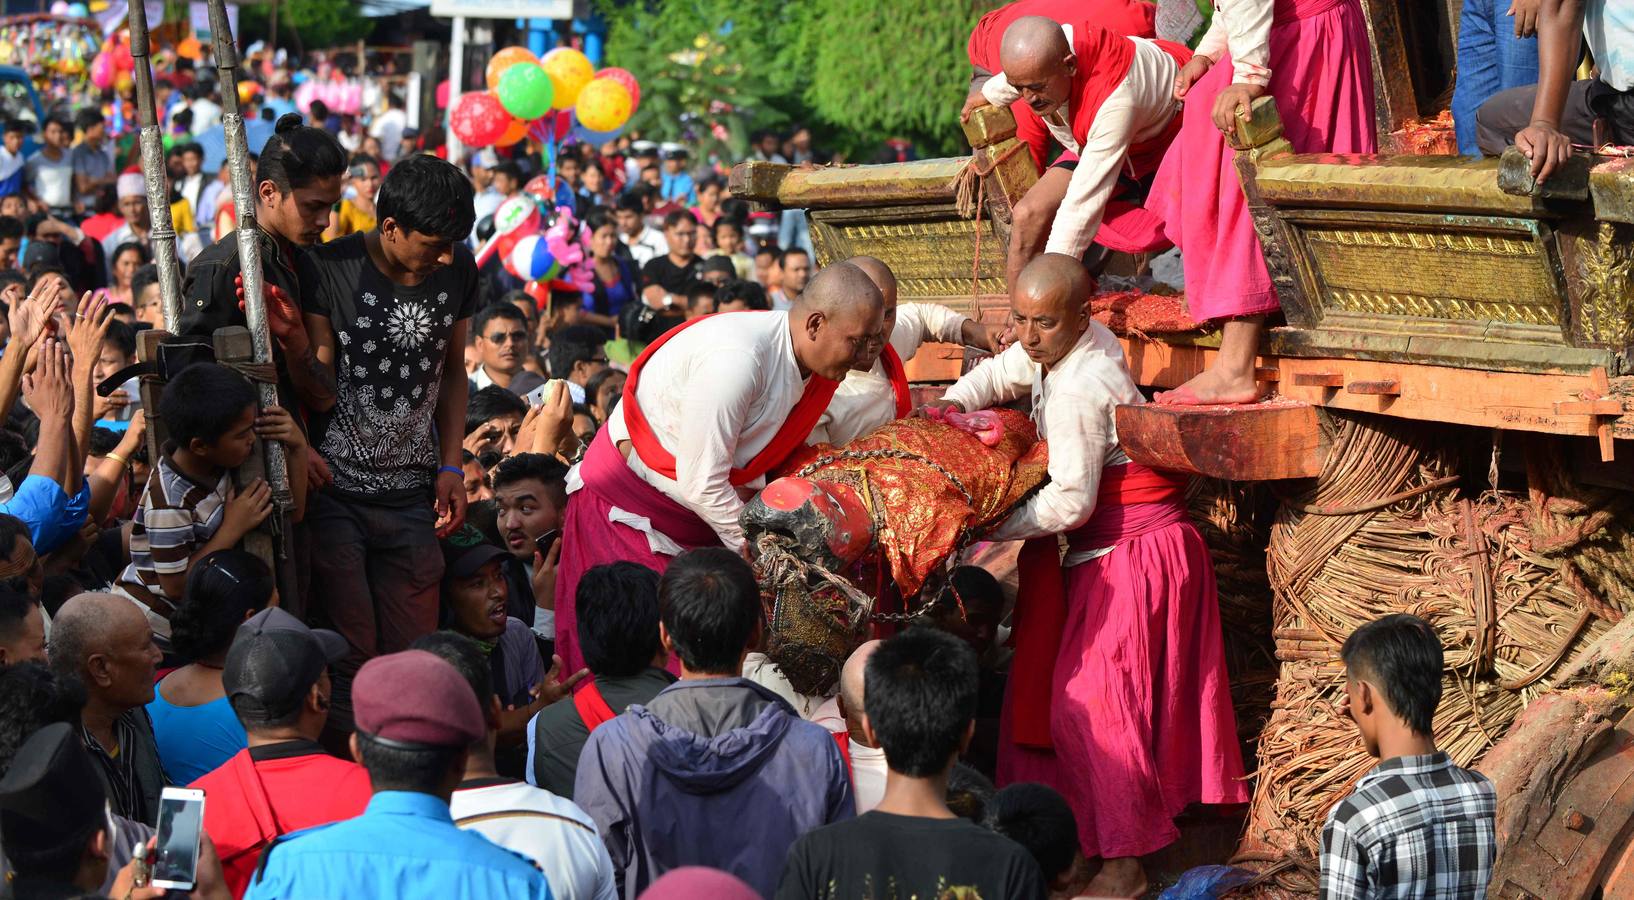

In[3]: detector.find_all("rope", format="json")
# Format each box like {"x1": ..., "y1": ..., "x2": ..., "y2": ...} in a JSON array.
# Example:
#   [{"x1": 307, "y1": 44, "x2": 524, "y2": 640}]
[
  {"x1": 954, "y1": 140, "x2": 1029, "y2": 325},
  {"x1": 222, "y1": 360, "x2": 277, "y2": 384}
]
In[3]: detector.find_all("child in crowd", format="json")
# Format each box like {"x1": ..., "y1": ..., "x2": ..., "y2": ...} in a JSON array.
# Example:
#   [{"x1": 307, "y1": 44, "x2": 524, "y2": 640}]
[
  {"x1": 91, "y1": 318, "x2": 139, "y2": 422},
  {"x1": 684, "y1": 281, "x2": 716, "y2": 319},
  {"x1": 1322, "y1": 614, "x2": 1496, "y2": 899},
  {"x1": 706, "y1": 218, "x2": 754, "y2": 279},
  {"x1": 116, "y1": 363, "x2": 308, "y2": 635},
  {"x1": 130, "y1": 264, "x2": 162, "y2": 328},
  {"x1": 988, "y1": 782, "x2": 1091, "y2": 899}
]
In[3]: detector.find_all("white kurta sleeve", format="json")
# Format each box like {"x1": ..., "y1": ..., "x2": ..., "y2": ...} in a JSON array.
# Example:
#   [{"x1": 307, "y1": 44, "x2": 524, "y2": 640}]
[
  {"x1": 1043, "y1": 87, "x2": 1140, "y2": 259},
  {"x1": 980, "y1": 70, "x2": 1022, "y2": 108},
  {"x1": 893, "y1": 303, "x2": 971, "y2": 361},
  {"x1": 1194, "y1": 11, "x2": 1229, "y2": 63},
  {"x1": 671, "y1": 352, "x2": 765, "y2": 550},
  {"x1": 940, "y1": 343, "x2": 1035, "y2": 413},
  {"x1": 988, "y1": 386, "x2": 1113, "y2": 542},
  {"x1": 1218, "y1": 0, "x2": 1274, "y2": 87}
]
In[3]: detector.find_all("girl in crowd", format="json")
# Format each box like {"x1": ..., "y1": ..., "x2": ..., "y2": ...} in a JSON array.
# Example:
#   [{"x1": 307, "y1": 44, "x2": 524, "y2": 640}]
[
  {"x1": 326, "y1": 155, "x2": 382, "y2": 241},
  {"x1": 96, "y1": 241, "x2": 151, "y2": 306}
]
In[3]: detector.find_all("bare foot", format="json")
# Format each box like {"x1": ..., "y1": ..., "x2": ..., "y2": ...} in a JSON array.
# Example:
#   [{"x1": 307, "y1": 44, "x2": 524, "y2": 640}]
[
  {"x1": 1080, "y1": 856, "x2": 1147, "y2": 898},
  {"x1": 1153, "y1": 366, "x2": 1262, "y2": 406}
]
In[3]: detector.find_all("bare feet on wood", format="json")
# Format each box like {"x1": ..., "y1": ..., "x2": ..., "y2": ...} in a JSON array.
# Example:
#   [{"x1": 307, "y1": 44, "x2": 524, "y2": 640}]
[
  {"x1": 1080, "y1": 857, "x2": 1147, "y2": 898},
  {"x1": 1153, "y1": 366, "x2": 1263, "y2": 406}
]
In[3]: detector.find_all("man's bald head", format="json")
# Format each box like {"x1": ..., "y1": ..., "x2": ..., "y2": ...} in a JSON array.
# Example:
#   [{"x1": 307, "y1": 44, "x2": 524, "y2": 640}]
[
  {"x1": 49, "y1": 593, "x2": 158, "y2": 709},
  {"x1": 839, "y1": 639, "x2": 882, "y2": 725},
  {"x1": 848, "y1": 257, "x2": 898, "y2": 311},
  {"x1": 1011, "y1": 253, "x2": 1093, "y2": 369},
  {"x1": 998, "y1": 16, "x2": 1076, "y2": 116},
  {"x1": 790, "y1": 261, "x2": 886, "y2": 381}
]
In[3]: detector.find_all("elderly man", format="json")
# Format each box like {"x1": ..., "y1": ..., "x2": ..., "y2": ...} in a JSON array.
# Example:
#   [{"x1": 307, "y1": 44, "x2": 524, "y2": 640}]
[
  {"x1": 834, "y1": 640, "x2": 888, "y2": 814},
  {"x1": 245, "y1": 650, "x2": 551, "y2": 899},
  {"x1": 923, "y1": 254, "x2": 1243, "y2": 898},
  {"x1": 962, "y1": 16, "x2": 1189, "y2": 288},
  {"x1": 553, "y1": 262, "x2": 884, "y2": 675},
  {"x1": 810, "y1": 256, "x2": 1004, "y2": 447},
  {"x1": 47, "y1": 592, "x2": 166, "y2": 826}
]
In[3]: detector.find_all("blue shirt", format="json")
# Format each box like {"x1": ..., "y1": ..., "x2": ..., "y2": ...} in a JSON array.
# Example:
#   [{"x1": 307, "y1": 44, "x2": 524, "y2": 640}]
[
  {"x1": 0, "y1": 474, "x2": 89, "y2": 554},
  {"x1": 245, "y1": 791, "x2": 553, "y2": 900},
  {"x1": 660, "y1": 171, "x2": 697, "y2": 205},
  {"x1": 145, "y1": 690, "x2": 246, "y2": 784}
]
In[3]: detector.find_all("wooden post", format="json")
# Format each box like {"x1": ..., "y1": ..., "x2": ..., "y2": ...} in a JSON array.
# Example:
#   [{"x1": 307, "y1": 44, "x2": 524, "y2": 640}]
[
  {"x1": 1357, "y1": 0, "x2": 1419, "y2": 141},
  {"x1": 135, "y1": 329, "x2": 170, "y2": 469},
  {"x1": 211, "y1": 328, "x2": 276, "y2": 574},
  {"x1": 959, "y1": 104, "x2": 1038, "y2": 230}
]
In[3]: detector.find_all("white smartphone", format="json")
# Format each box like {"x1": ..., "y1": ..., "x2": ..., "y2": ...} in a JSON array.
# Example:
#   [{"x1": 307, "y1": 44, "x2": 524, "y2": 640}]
[
  {"x1": 524, "y1": 378, "x2": 568, "y2": 408},
  {"x1": 151, "y1": 786, "x2": 206, "y2": 891}
]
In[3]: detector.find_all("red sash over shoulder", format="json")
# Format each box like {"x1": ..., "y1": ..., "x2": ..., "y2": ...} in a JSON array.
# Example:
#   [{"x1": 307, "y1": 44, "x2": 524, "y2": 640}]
[
  {"x1": 621, "y1": 313, "x2": 840, "y2": 487},
  {"x1": 1010, "y1": 462, "x2": 1189, "y2": 748},
  {"x1": 880, "y1": 345, "x2": 911, "y2": 419},
  {"x1": 573, "y1": 678, "x2": 620, "y2": 733}
]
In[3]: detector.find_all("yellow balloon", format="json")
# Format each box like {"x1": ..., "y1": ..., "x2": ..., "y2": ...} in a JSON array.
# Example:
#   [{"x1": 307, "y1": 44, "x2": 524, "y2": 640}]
[
  {"x1": 575, "y1": 78, "x2": 631, "y2": 132},
  {"x1": 541, "y1": 47, "x2": 594, "y2": 111},
  {"x1": 114, "y1": 71, "x2": 133, "y2": 95},
  {"x1": 486, "y1": 46, "x2": 539, "y2": 92}
]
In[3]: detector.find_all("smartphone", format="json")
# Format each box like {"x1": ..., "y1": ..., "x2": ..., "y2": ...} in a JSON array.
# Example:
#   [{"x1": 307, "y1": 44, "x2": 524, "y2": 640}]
[
  {"x1": 151, "y1": 786, "x2": 206, "y2": 891},
  {"x1": 524, "y1": 378, "x2": 568, "y2": 408},
  {"x1": 535, "y1": 528, "x2": 561, "y2": 559}
]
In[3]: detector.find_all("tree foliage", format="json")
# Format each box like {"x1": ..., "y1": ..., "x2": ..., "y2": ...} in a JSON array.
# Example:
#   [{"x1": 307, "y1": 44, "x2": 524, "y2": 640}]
[
  {"x1": 238, "y1": 0, "x2": 368, "y2": 57},
  {"x1": 596, "y1": 0, "x2": 989, "y2": 160}
]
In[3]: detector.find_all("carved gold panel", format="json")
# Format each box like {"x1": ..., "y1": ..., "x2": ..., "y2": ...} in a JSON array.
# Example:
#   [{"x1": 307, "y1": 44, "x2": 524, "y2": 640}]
[{"x1": 809, "y1": 207, "x2": 1008, "y2": 300}]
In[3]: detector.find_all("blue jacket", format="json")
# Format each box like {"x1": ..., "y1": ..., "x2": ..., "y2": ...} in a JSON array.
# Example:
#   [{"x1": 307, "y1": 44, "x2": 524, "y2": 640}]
[
  {"x1": 245, "y1": 791, "x2": 553, "y2": 900},
  {"x1": 575, "y1": 677, "x2": 854, "y2": 899}
]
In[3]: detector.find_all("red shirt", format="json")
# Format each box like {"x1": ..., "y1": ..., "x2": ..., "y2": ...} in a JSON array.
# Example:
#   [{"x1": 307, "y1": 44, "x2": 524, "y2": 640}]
[
  {"x1": 966, "y1": 0, "x2": 1158, "y2": 171},
  {"x1": 189, "y1": 740, "x2": 373, "y2": 898}
]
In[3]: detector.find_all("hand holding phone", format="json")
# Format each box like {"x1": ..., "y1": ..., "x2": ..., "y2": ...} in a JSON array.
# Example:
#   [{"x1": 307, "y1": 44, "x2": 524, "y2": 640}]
[
  {"x1": 535, "y1": 528, "x2": 562, "y2": 559},
  {"x1": 152, "y1": 786, "x2": 206, "y2": 891}
]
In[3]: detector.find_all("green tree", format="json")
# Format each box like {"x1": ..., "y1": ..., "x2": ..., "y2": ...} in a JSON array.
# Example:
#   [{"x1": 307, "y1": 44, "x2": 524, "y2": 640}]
[{"x1": 237, "y1": 0, "x2": 369, "y2": 57}]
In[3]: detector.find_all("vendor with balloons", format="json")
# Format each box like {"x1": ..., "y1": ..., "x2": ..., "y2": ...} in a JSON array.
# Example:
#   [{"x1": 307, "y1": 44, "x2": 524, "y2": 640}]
[{"x1": 449, "y1": 46, "x2": 637, "y2": 163}]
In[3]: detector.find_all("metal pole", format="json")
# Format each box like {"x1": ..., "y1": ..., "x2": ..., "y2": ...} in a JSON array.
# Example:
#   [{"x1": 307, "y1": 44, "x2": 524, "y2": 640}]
[
  {"x1": 206, "y1": 0, "x2": 291, "y2": 506},
  {"x1": 446, "y1": 16, "x2": 466, "y2": 164},
  {"x1": 127, "y1": 0, "x2": 184, "y2": 331}
]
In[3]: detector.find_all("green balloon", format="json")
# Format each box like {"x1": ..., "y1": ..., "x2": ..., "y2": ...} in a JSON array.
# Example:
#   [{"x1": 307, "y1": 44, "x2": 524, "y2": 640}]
[{"x1": 497, "y1": 62, "x2": 554, "y2": 121}]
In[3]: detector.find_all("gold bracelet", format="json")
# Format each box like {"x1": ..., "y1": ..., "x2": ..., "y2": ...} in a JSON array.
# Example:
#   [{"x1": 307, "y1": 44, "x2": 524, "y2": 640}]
[{"x1": 106, "y1": 452, "x2": 129, "y2": 468}]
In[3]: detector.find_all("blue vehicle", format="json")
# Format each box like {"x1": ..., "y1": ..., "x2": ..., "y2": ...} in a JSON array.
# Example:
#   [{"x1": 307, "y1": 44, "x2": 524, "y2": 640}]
[{"x1": 0, "y1": 66, "x2": 43, "y2": 153}]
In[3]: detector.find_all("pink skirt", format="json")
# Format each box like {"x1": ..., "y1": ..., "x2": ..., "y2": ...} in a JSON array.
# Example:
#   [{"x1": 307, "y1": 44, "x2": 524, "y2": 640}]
[
  {"x1": 1148, "y1": 0, "x2": 1377, "y2": 322},
  {"x1": 554, "y1": 431, "x2": 720, "y2": 675},
  {"x1": 998, "y1": 518, "x2": 1247, "y2": 859}
]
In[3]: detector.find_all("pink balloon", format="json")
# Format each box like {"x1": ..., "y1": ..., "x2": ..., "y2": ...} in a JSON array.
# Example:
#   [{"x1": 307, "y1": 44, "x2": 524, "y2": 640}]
[
  {"x1": 435, "y1": 80, "x2": 451, "y2": 109},
  {"x1": 91, "y1": 52, "x2": 114, "y2": 90},
  {"x1": 450, "y1": 92, "x2": 511, "y2": 147},
  {"x1": 593, "y1": 67, "x2": 640, "y2": 114}
]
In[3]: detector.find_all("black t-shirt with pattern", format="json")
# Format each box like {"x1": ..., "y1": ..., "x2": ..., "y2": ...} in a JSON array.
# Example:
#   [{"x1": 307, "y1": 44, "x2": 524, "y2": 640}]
[{"x1": 299, "y1": 233, "x2": 478, "y2": 502}]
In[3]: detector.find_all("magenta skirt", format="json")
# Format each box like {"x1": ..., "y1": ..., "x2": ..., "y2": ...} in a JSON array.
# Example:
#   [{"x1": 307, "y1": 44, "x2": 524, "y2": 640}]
[
  {"x1": 1147, "y1": 0, "x2": 1377, "y2": 322},
  {"x1": 998, "y1": 514, "x2": 1247, "y2": 859}
]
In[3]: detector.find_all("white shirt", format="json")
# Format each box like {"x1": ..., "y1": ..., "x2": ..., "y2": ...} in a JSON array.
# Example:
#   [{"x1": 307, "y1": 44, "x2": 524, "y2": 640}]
[
  {"x1": 848, "y1": 740, "x2": 889, "y2": 814},
  {"x1": 811, "y1": 303, "x2": 970, "y2": 447},
  {"x1": 369, "y1": 108, "x2": 407, "y2": 157},
  {"x1": 1586, "y1": 0, "x2": 1634, "y2": 91},
  {"x1": 622, "y1": 226, "x2": 668, "y2": 267},
  {"x1": 982, "y1": 33, "x2": 1180, "y2": 260},
  {"x1": 101, "y1": 222, "x2": 199, "y2": 282},
  {"x1": 941, "y1": 322, "x2": 1142, "y2": 542},
  {"x1": 25, "y1": 149, "x2": 74, "y2": 209},
  {"x1": 743, "y1": 651, "x2": 836, "y2": 721},
  {"x1": 450, "y1": 780, "x2": 618, "y2": 900},
  {"x1": 1194, "y1": 0, "x2": 1275, "y2": 86},
  {"x1": 597, "y1": 311, "x2": 809, "y2": 550},
  {"x1": 190, "y1": 97, "x2": 223, "y2": 131}
]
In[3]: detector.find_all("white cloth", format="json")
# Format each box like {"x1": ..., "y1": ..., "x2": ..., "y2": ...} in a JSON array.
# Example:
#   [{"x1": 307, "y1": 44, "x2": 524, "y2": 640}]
[
  {"x1": 190, "y1": 97, "x2": 223, "y2": 132},
  {"x1": 742, "y1": 652, "x2": 835, "y2": 722},
  {"x1": 941, "y1": 322, "x2": 1142, "y2": 542},
  {"x1": 622, "y1": 227, "x2": 668, "y2": 267},
  {"x1": 102, "y1": 223, "x2": 197, "y2": 281},
  {"x1": 848, "y1": 741, "x2": 890, "y2": 814},
  {"x1": 769, "y1": 289, "x2": 795, "y2": 312},
  {"x1": 982, "y1": 33, "x2": 1180, "y2": 260},
  {"x1": 177, "y1": 173, "x2": 206, "y2": 217},
  {"x1": 603, "y1": 310, "x2": 809, "y2": 550},
  {"x1": 810, "y1": 303, "x2": 970, "y2": 446},
  {"x1": 369, "y1": 108, "x2": 408, "y2": 156},
  {"x1": 197, "y1": 179, "x2": 227, "y2": 228},
  {"x1": 25, "y1": 150, "x2": 74, "y2": 209},
  {"x1": 450, "y1": 781, "x2": 618, "y2": 900},
  {"x1": 1194, "y1": 0, "x2": 1274, "y2": 86},
  {"x1": 1587, "y1": 1, "x2": 1634, "y2": 91}
]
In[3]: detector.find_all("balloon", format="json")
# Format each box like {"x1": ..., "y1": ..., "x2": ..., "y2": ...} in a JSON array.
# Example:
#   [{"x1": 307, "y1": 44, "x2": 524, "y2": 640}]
[
  {"x1": 494, "y1": 116, "x2": 529, "y2": 147},
  {"x1": 450, "y1": 91, "x2": 511, "y2": 147},
  {"x1": 485, "y1": 46, "x2": 538, "y2": 92},
  {"x1": 593, "y1": 67, "x2": 641, "y2": 114},
  {"x1": 522, "y1": 175, "x2": 553, "y2": 204},
  {"x1": 435, "y1": 79, "x2": 450, "y2": 109},
  {"x1": 112, "y1": 39, "x2": 133, "y2": 72},
  {"x1": 541, "y1": 47, "x2": 594, "y2": 110},
  {"x1": 90, "y1": 52, "x2": 113, "y2": 90},
  {"x1": 496, "y1": 62, "x2": 554, "y2": 121},
  {"x1": 510, "y1": 234, "x2": 558, "y2": 281},
  {"x1": 574, "y1": 79, "x2": 632, "y2": 132},
  {"x1": 524, "y1": 279, "x2": 552, "y2": 309},
  {"x1": 572, "y1": 121, "x2": 625, "y2": 147},
  {"x1": 492, "y1": 195, "x2": 542, "y2": 261},
  {"x1": 114, "y1": 71, "x2": 133, "y2": 95}
]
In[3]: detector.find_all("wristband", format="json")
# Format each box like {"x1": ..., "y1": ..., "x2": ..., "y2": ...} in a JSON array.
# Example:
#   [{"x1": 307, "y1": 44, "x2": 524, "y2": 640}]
[
  {"x1": 438, "y1": 465, "x2": 464, "y2": 477},
  {"x1": 106, "y1": 452, "x2": 129, "y2": 468}
]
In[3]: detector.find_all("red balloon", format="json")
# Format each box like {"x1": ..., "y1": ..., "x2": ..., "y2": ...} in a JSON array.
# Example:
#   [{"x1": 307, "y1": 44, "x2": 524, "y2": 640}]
[
  {"x1": 450, "y1": 92, "x2": 511, "y2": 147},
  {"x1": 525, "y1": 279, "x2": 552, "y2": 309},
  {"x1": 523, "y1": 175, "x2": 553, "y2": 202},
  {"x1": 594, "y1": 67, "x2": 640, "y2": 114}
]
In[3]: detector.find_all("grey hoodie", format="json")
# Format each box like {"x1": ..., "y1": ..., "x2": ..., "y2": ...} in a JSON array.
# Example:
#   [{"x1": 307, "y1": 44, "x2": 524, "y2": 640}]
[{"x1": 574, "y1": 677, "x2": 854, "y2": 898}]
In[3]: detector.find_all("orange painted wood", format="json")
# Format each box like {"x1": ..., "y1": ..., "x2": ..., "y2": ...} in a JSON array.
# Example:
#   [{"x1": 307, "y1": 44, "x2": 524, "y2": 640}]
[{"x1": 1114, "y1": 401, "x2": 1326, "y2": 481}]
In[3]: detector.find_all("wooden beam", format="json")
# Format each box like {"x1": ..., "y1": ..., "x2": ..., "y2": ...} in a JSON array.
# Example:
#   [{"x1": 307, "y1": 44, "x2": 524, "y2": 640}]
[
  {"x1": 1115, "y1": 401, "x2": 1327, "y2": 481},
  {"x1": 1357, "y1": 0, "x2": 1419, "y2": 137}
]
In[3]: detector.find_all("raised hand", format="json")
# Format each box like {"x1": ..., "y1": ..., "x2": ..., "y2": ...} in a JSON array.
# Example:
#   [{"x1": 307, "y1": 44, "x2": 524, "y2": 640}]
[
  {"x1": 236, "y1": 273, "x2": 307, "y2": 343},
  {"x1": 21, "y1": 338, "x2": 73, "y2": 421},
  {"x1": 66, "y1": 291, "x2": 114, "y2": 378}
]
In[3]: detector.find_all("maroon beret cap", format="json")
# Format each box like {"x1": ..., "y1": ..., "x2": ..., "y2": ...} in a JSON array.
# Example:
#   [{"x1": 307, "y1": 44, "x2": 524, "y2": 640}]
[{"x1": 354, "y1": 650, "x2": 485, "y2": 748}]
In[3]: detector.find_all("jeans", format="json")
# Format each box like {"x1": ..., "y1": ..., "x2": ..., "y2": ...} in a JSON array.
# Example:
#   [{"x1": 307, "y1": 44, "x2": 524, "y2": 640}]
[
  {"x1": 306, "y1": 491, "x2": 445, "y2": 735},
  {"x1": 1452, "y1": 0, "x2": 1540, "y2": 155}
]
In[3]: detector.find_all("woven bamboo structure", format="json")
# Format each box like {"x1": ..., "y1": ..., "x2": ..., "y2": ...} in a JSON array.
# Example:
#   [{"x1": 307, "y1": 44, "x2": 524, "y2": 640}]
[{"x1": 1236, "y1": 412, "x2": 1634, "y2": 892}]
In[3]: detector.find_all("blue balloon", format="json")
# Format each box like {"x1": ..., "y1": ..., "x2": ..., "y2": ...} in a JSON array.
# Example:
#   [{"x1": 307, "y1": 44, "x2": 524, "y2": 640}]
[{"x1": 572, "y1": 123, "x2": 624, "y2": 147}]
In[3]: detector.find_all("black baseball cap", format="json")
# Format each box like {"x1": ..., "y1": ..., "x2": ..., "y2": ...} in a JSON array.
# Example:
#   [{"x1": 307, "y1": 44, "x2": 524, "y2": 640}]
[
  {"x1": 440, "y1": 524, "x2": 510, "y2": 581},
  {"x1": 0, "y1": 723, "x2": 106, "y2": 864},
  {"x1": 224, "y1": 608, "x2": 348, "y2": 721}
]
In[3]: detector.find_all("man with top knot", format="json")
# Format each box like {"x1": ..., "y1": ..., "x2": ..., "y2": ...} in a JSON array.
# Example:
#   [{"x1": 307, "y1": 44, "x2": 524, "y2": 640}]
[
  {"x1": 553, "y1": 262, "x2": 886, "y2": 675},
  {"x1": 922, "y1": 254, "x2": 1243, "y2": 898}
]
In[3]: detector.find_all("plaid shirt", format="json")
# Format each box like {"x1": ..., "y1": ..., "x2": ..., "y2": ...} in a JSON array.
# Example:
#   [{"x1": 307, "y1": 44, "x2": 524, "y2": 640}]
[{"x1": 1321, "y1": 752, "x2": 1496, "y2": 899}]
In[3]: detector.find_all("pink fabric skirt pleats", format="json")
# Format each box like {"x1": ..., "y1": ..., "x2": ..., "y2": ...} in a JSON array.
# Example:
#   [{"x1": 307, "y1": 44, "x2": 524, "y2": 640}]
[
  {"x1": 1147, "y1": 0, "x2": 1377, "y2": 322},
  {"x1": 997, "y1": 519, "x2": 1247, "y2": 859}
]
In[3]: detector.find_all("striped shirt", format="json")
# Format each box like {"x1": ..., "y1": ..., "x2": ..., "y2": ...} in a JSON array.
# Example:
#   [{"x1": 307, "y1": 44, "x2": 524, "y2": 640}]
[
  {"x1": 1321, "y1": 752, "x2": 1496, "y2": 899},
  {"x1": 118, "y1": 453, "x2": 231, "y2": 616}
]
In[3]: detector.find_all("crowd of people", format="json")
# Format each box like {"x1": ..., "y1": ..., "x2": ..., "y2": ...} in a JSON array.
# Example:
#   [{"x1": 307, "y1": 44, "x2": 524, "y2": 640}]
[{"x1": 3, "y1": 0, "x2": 1616, "y2": 890}]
